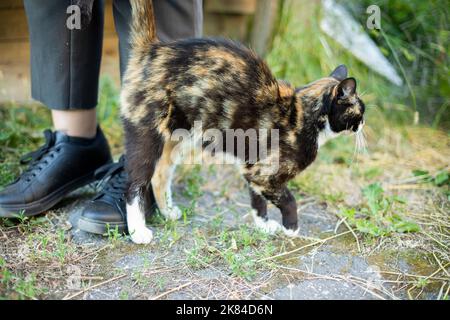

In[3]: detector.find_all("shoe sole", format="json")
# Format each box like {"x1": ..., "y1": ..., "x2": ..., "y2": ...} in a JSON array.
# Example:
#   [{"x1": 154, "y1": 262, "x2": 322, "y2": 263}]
[
  {"x1": 0, "y1": 171, "x2": 97, "y2": 218},
  {"x1": 78, "y1": 217, "x2": 127, "y2": 235}
]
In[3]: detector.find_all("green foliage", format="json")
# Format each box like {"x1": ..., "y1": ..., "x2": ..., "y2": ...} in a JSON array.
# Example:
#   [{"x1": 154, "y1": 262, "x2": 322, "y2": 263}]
[
  {"x1": 343, "y1": 0, "x2": 450, "y2": 128},
  {"x1": 0, "y1": 257, "x2": 42, "y2": 300},
  {"x1": 412, "y1": 169, "x2": 450, "y2": 187},
  {"x1": 0, "y1": 77, "x2": 123, "y2": 189},
  {"x1": 181, "y1": 165, "x2": 205, "y2": 200},
  {"x1": 0, "y1": 105, "x2": 51, "y2": 187},
  {"x1": 269, "y1": 0, "x2": 449, "y2": 128},
  {"x1": 97, "y1": 77, "x2": 121, "y2": 126},
  {"x1": 412, "y1": 169, "x2": 450, "y2": 199},
  {"x1": 340, "y1": 183, "x2": 419, "y2": 237},
  {"x1": 184, "y1": 225, "x2": 276, "y2": 280},
  {"x1": 104, "y1": 224, "x2": 126, "y2": 246}
]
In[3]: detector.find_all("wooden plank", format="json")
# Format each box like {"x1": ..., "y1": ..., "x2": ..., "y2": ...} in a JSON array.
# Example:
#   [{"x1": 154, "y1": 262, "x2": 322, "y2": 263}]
[
  {"x1": 0, "y1": 36, "x2": 121, "y2": 103},
  {"x1": 0, "y1": 35, "x2": 119, "y2": 66},
  {"x1": 205, "y1": 0, "x2": 257, "y2": 15},
  {"x1": 0, "y1": 0, "x2": 23, "y2": 9},
  {"x1": 0, "y1": 8, "x2": 29, "y2": 41},
  {"x1": 250, "y1": 0, "x2": 279, "y2": 56},
  {"x1": 0, "y1": 0, "x2": 116, "y2": 41},
  {"x1": 204, "y1": 14, "x2": 249, "y2": 41},
  {"x1": 0, "y1": 41, "x2": 30, "y2": 66},
  {"x1": 104, "y1": 1, "x2": 117, "y2": 37}
]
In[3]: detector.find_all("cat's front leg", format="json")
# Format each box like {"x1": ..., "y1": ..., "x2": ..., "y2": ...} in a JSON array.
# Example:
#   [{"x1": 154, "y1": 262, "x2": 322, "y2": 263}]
[
  {"x1": 262, "y1": 186, "x2": 299, "y2": 236},
  {"x1": 249, "y1": 187, "x2": 267, "y2": 219},
  {"x1": 248, "y1": 186, "x2": 281, "y2": 234}
]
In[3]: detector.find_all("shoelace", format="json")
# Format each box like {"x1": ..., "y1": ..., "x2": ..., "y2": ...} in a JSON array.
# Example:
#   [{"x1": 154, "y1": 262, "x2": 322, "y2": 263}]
[
  {"x1": 93, "y1": 156, "x2": 128, "y2": 201},
  {"x1": 18, "y1": 130, "x2": 61, "y2": 183}
]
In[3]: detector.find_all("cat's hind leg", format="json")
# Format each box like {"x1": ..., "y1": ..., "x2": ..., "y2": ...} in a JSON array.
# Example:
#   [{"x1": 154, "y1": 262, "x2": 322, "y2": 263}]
[{"x1": 152, "y1": 141, "x2": 182, "y2": 220}]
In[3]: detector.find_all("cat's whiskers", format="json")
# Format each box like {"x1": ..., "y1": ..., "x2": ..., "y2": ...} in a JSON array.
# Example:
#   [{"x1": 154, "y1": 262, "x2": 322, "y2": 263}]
[
  {"x1": 350, "y1": 121, "x2": 368, "y2": 166},
  {"x1": 350, "y1": 129, "x2": 360, "y2": 166},
  {"x1": 356, "y1": 126, "x2": 368, "y2": 155}
]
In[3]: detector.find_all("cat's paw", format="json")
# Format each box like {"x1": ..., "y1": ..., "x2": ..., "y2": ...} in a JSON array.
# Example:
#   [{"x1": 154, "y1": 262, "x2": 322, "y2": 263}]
[
  {"x1": 129, "y1": 227, "x2": 153, "y2": 244},
  {"x1": 162, "y1": 206, "x2": 182, "y2": 220},
  {"x1": 282, "y1": 227, "x2": 300, "y2": 238},
  {"x1": 251, "y1": 210, "x2": 282, "y2": 235}
]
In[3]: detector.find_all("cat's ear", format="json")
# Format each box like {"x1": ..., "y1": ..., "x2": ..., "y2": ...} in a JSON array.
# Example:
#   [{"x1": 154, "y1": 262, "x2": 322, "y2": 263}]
[
  {"x1": 337, "y1": 77, "x2": 357, "y2": 98},
  {"x1": 330, "y1": 65, "x2": 348, "y2": 81}
]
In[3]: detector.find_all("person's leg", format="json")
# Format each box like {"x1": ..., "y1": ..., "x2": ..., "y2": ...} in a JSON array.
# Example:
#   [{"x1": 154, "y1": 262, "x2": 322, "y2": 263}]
[
  {"x1": 0, "y1": 0, "x2": 112, "y2": 217},
  {"x1": 25, "y1": 0, "x2": 105, "y2": 138},
  {"x1": 52, "y1": 109, "x2": 97, "y2": 138},
  {"x1": 112, "y1": 0, "x2": 203, "y2": 77},
  {"x1": 78, "y1": 0, "x2": 203, "y2": 235}
]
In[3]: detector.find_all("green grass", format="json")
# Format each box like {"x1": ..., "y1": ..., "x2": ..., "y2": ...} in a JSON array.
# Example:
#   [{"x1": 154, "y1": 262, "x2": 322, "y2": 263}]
[
  {"x1": 268, "y1": 0, "x2": 449, "y2": 129},
  {"x1": 0, "y1": 0, "x2": 448, "y2": 300},
  {"x1": 104, "y1": 224, "x2": 127, "y2": 246},
  {"x1": 412, "y1": 169, "x2": 450, "y2": 200},
  {"x1": 0, "y1": 104, "x2": 51, "y2": 187},
  {"x1": 184, "y1": 224, "x2": 279, "y2": 280},
  {"x1": 0, "y1": 77, "x2": 123, "y2": 189},
  {"x1": 0, "y1": 257, "x2": 44, "y2": 300},
  {"x1": 339, "y1": 183, "x2": 420, "y2": 237},
  {"x1": 179, "y1": 164, "x2": 205, "y2": 200}
]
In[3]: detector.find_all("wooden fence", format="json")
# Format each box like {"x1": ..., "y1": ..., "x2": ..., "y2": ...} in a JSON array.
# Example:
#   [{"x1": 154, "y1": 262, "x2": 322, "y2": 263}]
[{"x1": 0, "y1": 0, "x2": 279, "y2": 103}]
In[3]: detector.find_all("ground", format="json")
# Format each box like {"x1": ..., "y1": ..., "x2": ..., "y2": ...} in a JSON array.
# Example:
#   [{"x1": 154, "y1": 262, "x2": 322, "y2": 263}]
[
  {"x1": 0, "y1": 0, "x2": 449, "y2": 301},
  {"x1": 0, "y1": 116, "x2": 449, "y2": 299}
]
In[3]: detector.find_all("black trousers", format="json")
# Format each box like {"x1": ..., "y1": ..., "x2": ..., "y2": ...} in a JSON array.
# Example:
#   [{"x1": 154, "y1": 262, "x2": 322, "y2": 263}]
[{"x1": 23, "y1": 0, "x2": 203, "y2": 110}]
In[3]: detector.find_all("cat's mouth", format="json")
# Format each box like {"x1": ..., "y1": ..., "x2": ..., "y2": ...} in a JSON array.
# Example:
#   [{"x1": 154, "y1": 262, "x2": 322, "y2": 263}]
[{"x1": 349, "y1": 119, "x2": 365, "y2": 134}]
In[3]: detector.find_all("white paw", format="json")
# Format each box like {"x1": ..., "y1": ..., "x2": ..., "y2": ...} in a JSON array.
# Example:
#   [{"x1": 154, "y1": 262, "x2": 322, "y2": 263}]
[
  {"x1": 251, "y1": 210, "x2": 300, "y2": 237},
  {"x1": 251, "y1": 210, "x2": 282, "y2": 235},
  {"x1": 162, "y1": 206, "x2": 182, "y2": 220},
  {"x1": 129, "y1": 227, "x2": 153, "y2": 244},
  {"x1": 282, "y1": 227, "x2": 300, "y2": 238}
]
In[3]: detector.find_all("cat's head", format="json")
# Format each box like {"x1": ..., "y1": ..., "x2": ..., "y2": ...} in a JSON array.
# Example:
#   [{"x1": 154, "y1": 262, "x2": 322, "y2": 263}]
[{"x1": 325, "y1": 65, "x2": 365, "y2": 134}]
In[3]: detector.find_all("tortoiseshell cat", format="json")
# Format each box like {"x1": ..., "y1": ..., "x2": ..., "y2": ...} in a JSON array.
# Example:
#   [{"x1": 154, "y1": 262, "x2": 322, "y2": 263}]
[{"x1": 122, "y1": 1, "x2": 365, "y2": 244}]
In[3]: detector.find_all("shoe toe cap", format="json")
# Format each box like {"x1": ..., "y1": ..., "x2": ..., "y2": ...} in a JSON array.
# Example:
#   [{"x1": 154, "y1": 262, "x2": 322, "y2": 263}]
[{"x1": 80, "y1": 200, "x2": 125, "y2": 224}]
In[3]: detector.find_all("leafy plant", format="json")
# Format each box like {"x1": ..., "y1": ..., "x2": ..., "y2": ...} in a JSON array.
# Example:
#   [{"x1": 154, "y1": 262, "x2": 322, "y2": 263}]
[
  {"x1": 0, "y1": 257, "x2": 42, "y2": 300},
  {"x1": 412, "y1": 169, "x2": 450, "y2": 199},
  {"x1": 340, "y1": 183, "x2": 419, "y2": 236},
  {"x1": 412, "y1": 169, "x2": 450, "y2": 186},
  {"x1": 181, "y1": 165, "x2": 205, "y2": 200},
  {"x1": 344, "y1": 0, "x2": 450, "y2": 128},
  {"x1": 104, "y1": 224, "x2": 125, "y2": 246}
]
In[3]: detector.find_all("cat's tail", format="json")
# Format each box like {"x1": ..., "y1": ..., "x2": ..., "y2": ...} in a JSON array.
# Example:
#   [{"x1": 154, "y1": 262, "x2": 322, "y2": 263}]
[{"x1": 130, "y1": 0, "x2": 158, "y2": 50}]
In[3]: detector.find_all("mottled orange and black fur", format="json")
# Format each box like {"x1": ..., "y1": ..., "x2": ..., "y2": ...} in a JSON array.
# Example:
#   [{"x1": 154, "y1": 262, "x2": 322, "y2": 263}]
[{"x1": 122, "y1": 1, "x2": 365, "y2": 244}]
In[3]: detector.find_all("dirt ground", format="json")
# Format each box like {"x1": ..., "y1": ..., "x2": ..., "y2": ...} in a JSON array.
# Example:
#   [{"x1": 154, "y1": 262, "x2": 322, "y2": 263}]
[
  {"x1": 1, "y1": 0, "x2": 448, "y2": 301},
  {"x1": 1, "y1": 162, "x2": 447, "y2": 300}
]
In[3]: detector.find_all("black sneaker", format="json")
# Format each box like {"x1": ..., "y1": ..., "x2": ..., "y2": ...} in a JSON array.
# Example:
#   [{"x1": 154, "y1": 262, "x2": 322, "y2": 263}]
[
  {"x1": 78, "y1": 156, "x2": 157, "y2": 235},
  {"x1": 0, "y1": 127, "x2": 112, "y2": 217}
]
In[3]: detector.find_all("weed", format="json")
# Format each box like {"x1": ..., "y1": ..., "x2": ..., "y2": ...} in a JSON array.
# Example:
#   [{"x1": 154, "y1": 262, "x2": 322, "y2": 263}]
[
  {"x1": 339, "y1": 183, "x2": 420, "y2": 237},
  {"x1": 185, "y1": 229, "x2": 214, "y2": 269},
  {"x1": 412, "y1": 169, "x2": 450, "y2": 199},
  {"x1": 119, "y1": 290, "x2": 130, "y2": 300},
  {"x1": 159, "y1": 219, "x2": 182, "y2": 247},
  {"x1": 132, "y1": 271, "x2": 150, "y2": 287},
  {"x1": 154, "y1": 276, "x2": 167, "y2": 291},
  {"x1": 54, "y1": 229, "x2": 70, "y2": 264},
  {"x1": 181, "y1": 165, "x2": 205, "y2": 200},
  {"x1": 104, "y1": 224, "x2": 124, "y2": 246},
  {"x1": 0, "y1": 257, "x2": 42, "y2": 300},
  {"x1": 222, "y1": 248, "x2": 257, "y2": 280}
]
